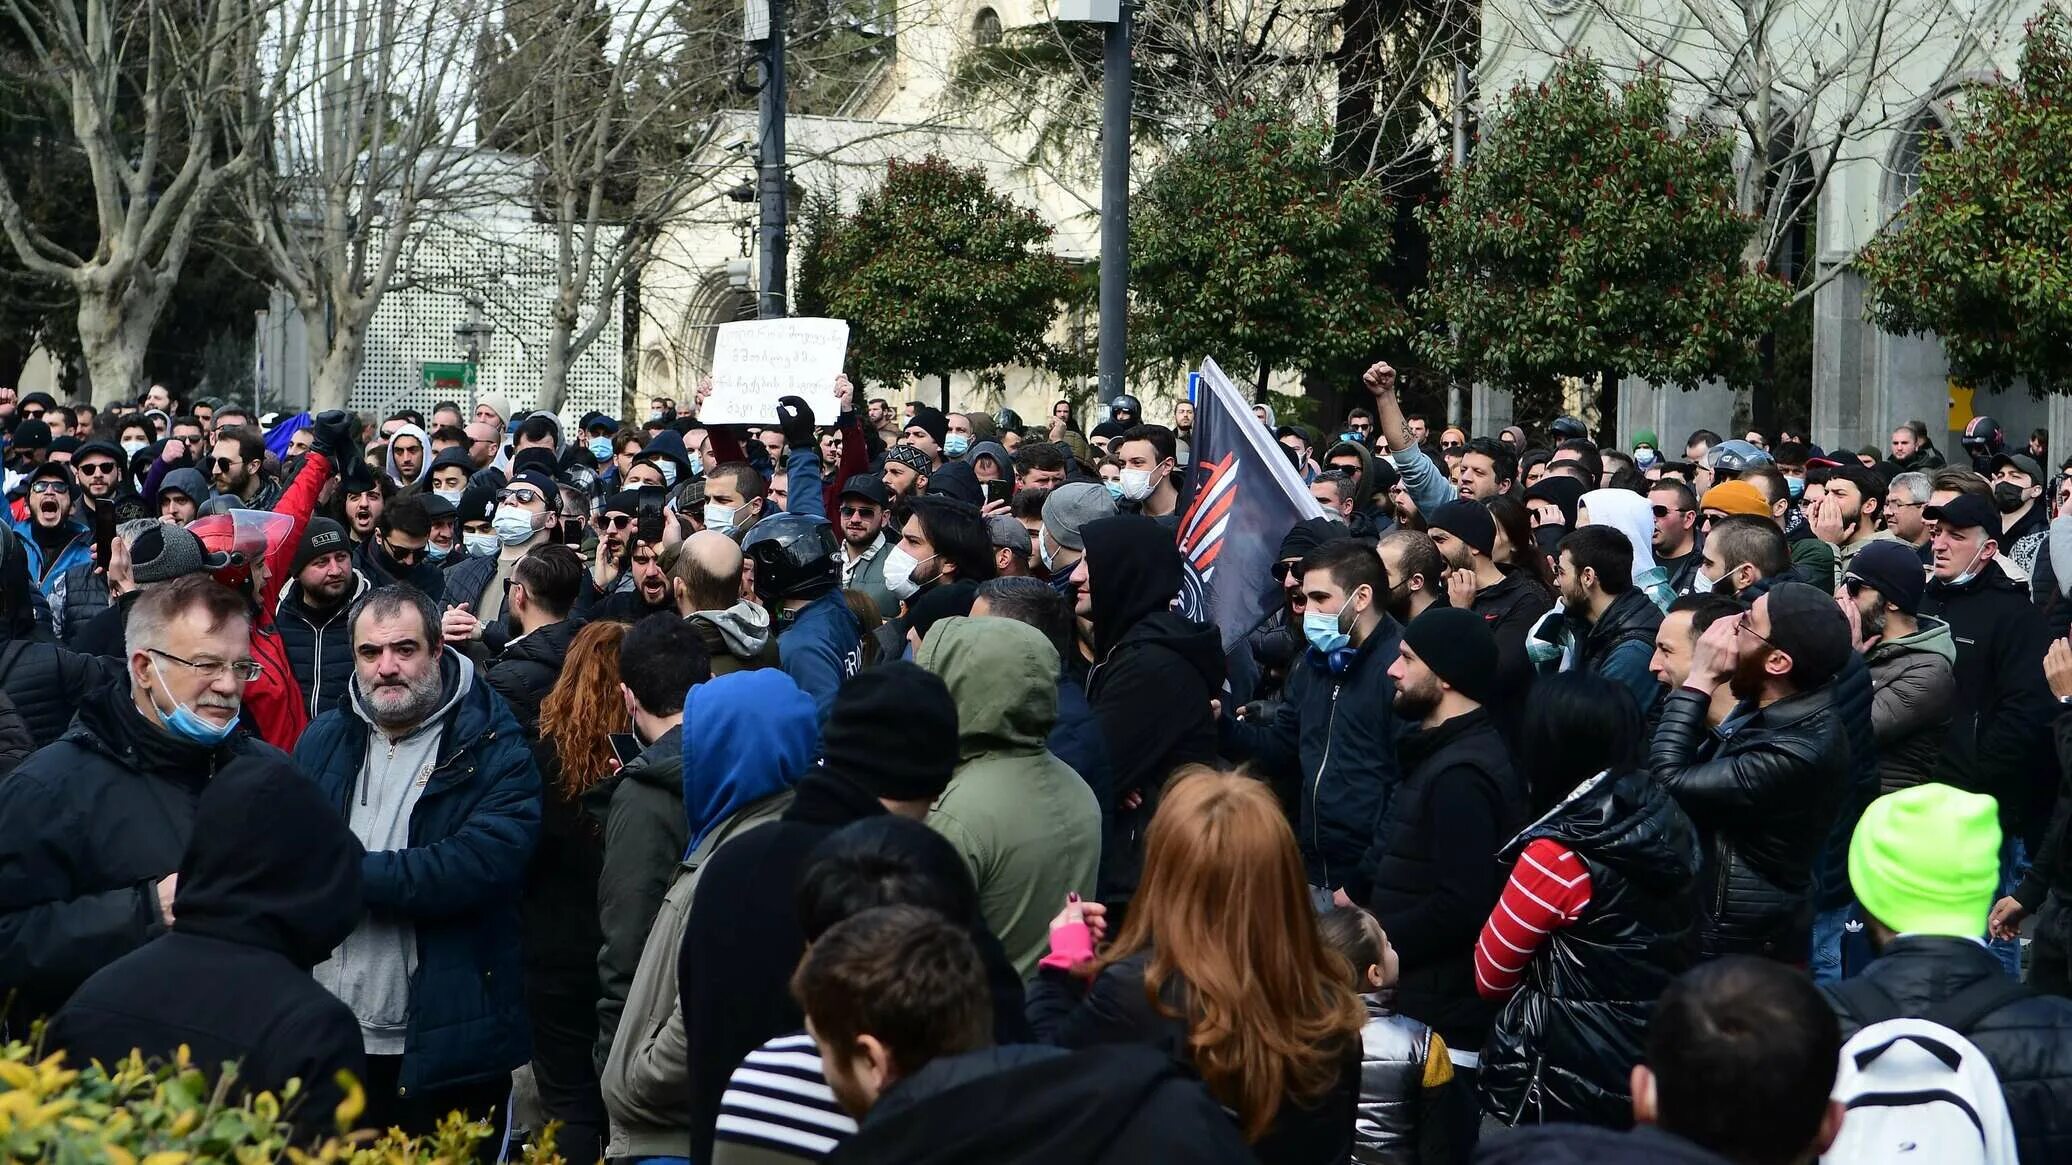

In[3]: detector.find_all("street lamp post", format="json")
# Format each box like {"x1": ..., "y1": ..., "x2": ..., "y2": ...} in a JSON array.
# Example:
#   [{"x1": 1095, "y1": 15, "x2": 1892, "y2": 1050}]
[
  {"x1": 1059, "y1": 0, "x2": 1129, "y2": 403},
  {"x1": 455, "y1": 297, "x2": 495, "y2": 395}
]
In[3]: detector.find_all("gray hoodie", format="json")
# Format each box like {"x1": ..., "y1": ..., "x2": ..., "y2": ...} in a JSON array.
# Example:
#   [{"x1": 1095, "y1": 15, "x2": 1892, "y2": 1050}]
[
  {"x1": 314, "y1": 650, "x2": 474, "y2": 1053},
  {"x1": 384, "y1": 422, "x2": 432, "y2": 488},
  {"x1": 687, "y1": 601, "x2": 778, "y2": 673}
]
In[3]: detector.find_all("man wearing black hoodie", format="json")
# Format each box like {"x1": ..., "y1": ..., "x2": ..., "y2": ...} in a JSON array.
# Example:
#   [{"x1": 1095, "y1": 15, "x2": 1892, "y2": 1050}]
[
  {"x1": 796, "y1": 905, "x2": 1251, "y2": 1165},
  {"x1": 678, "y1": 663, "x2": 963, "y2": 1164},
  {"x1": 1074, "y1": 514, "x2": 1224, "y2": 909},
  {"x1": 45, "y1": 756, "x2": 366, "y2": 1139}
]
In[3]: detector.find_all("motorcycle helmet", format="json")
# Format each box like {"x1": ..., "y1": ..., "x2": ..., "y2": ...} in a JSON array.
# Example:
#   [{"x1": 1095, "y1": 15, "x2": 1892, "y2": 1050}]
[
  {"x1": 187, "y1": 510, "x2": 296, "y2": 594},
  {"x1": 1706, "y1": 439, "x2": 1772, "y2": 475},
  {"x1": 740, "y1": 512, "x2": 840, "y2": 603}
]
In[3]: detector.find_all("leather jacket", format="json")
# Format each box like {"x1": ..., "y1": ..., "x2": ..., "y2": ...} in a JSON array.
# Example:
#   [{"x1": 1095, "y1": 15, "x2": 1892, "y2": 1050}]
[{"x1": 1648, "y1": 685, "x2": 1848, "y2": 961}]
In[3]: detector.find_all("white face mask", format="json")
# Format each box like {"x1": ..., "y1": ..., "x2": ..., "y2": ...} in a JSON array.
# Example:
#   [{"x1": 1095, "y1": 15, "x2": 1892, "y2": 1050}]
[
  {"x1": 1038, "y1": 528, "x2": 1060, "y2": 573},
  {"x1": 463, "y1": 531, "x2": 498, "y2": 556},
  {"x1": 1119, "y1": 467, "x2": 1157, "y2": 501},
  {"x1": 121, "y1": 439, "x2": 147, "y2": 458},
  {"x1": 435, "y1": 488, "x2": 464, "y2": 506},
  {"x1": 657, "y1": 459, "x2": 679, "y2": 487},
  {"x1": 883, "y1": 544, "x2": 938, "y2": 599},
  {"x1": 492, "y1": 504, "x2": 540, "y2": 546},
  {"x1": 704, "y1": 501, "x2": 740, "y2": 533}
]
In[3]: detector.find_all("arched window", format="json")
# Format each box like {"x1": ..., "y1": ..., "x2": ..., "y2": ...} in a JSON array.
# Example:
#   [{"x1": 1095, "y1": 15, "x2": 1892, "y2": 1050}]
[{"x1": 972, "y1": 7, "x2": 1002, "y2": 46}]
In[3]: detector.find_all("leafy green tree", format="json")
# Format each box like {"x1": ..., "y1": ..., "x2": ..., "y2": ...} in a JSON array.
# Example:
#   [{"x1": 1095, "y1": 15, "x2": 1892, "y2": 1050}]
[
  {"x1": 1131, "y1": 103, "x2": 1408, "y2": 397},
  {"x1": 1416, "y1": 58, "x2": 1790, "y2": 427},
  {"x1": 811, "y1": 155, "x2": 1071, "y2": 408},
  {"x1": 1860, "y1": 7, "x2": 2072, "y2": 396}
]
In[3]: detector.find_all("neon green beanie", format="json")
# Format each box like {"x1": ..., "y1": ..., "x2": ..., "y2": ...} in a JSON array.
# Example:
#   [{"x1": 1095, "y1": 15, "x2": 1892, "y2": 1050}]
[{"x1": 1850, "y1": 783, "x2": 2002, "y2": 938}]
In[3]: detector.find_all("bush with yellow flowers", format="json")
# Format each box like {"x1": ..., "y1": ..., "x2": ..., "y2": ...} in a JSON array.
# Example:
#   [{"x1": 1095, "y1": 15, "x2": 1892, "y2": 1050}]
[{"x1": 0, "y1": 1038, "x2": 560, "y2": 1164}]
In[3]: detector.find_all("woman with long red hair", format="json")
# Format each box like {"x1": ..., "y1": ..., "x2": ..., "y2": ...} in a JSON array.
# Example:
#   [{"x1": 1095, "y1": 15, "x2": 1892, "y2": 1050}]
[
  {"x1": 1027, "y1": 767, "x2": 1367, "y2": 1162},
  {"x1": 525, "y1": 619, "x2": 630, "y2": 1165}
]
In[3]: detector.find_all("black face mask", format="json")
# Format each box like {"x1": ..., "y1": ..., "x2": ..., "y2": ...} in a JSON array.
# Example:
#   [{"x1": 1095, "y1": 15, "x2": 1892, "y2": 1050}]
[
  {"x1": 1993, "y1": 482, "x2": 2030, "y2": 514},
  {"x1": 1533, "y1": 524, "x2": 1568, "y2": 556}
]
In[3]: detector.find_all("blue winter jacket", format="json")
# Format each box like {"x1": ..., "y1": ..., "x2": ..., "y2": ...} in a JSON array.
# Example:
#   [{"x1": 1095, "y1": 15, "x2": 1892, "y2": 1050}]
[
  {"x1": 776, "y1": 590, "x2": 862, "y2": 720},
  {"x1": 293, "y1": 652, "x2": 542, "y2": 1094},
  {"x1": 12, "y1": 517, "x2": 92, "y2": 596}
]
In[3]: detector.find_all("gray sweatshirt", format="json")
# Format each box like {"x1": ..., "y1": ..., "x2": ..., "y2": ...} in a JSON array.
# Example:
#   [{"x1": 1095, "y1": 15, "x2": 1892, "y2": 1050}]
[{"x1": 314, "y1": 651, "x2": 474, "y2": 1054}]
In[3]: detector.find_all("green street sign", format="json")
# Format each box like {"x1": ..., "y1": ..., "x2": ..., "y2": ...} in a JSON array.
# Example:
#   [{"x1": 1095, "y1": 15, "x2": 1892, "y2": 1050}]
[{"x1": 421, "y1": 362, "x2": 477, "y2": 394}]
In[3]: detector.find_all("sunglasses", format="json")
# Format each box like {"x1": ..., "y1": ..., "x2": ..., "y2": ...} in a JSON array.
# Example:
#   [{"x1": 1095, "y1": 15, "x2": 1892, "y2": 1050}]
[
  {"x1": 1273, "y1": 560, "x2": 1301, "y2": 583},
  {"x1": 74, "y1": 461, "x2": 117, "y2": 476},
  {"x1": 1650, "y1": 504, "x2": 1689, "y2": 518},
  {"x1": 27, "y1": 479, "x2": 67, "y2": 495},
  {"x1": 597, "y1": 513, "x2": 634, "y2": 531},
  {"x1": 497, "y1": 486, "x2": 546, "y2": 506},
  {"x1": 382, "y1": 540, "x2": 427, "y2": 565},
  {"x1": 839, "y1": 505, "x2": 879, "y2": 519},
  {"x1": 1842, "y1": 577, "x2": 1867, "y2": 597},
  {"x1": 213, "y1": 456, "x2": 249, "y2": 471}
]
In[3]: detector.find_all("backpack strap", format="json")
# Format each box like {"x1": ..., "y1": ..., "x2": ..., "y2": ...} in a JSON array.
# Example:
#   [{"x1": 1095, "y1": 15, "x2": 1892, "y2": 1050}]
[
  {"x1": 1922, "y1": 974, "x2": 2035, "y2": 1037},
  {"x1": 1830, "y1": 975, "x2": 1905, "y2": 1028}
]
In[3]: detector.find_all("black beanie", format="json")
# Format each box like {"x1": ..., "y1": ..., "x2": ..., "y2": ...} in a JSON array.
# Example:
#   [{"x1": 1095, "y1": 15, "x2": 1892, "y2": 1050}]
[
  {"x1": 1429, "y1": 500, "x2": 1496, "y2": 558},
  {"x1": 292, "y1": 517, "x2": 349, "y2": 576},
  {"x1": 1401, "y1": 606, "x2": 1499, "y2": 703},
  {"x1": 822, "y1": 662, "x2": 958, "y2": 801}
]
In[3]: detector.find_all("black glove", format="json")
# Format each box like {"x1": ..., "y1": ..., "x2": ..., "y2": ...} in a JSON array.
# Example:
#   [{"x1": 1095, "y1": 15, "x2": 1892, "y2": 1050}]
[
  {"x1": 309, "y1": 410, "x2": 355, "y2": 460},
  {"x1": 775, "y1": 395, "x2": 815, "y2": 452}
]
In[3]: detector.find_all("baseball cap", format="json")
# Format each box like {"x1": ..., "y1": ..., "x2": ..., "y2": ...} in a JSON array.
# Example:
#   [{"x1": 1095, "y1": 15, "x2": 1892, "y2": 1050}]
[
  {"x1": 1989, "y1": 452, "x2": 2045, "y2": 484},
  {"x1": 840, "y1": 473, "x2": 889, "y2": 506},
  {"x1": 1923, "y1": 493, "x2": 2001, "y2": 541},
  {"x1": 1843, "y1": 539, "x2": 1927, "y2": 616}
]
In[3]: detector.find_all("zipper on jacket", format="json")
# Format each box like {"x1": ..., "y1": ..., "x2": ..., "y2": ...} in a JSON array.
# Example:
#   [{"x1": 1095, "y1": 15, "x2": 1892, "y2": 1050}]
[
  {"x1": 1508, "y1": 1056, "x2": 1546, "y2": 1127},
  {"x1": 1712, "y1": 832, "x2": 1731, "y2": 918},
  {"x1": 1311, "y1": 683, "x2": 1342, "y2": 886}
]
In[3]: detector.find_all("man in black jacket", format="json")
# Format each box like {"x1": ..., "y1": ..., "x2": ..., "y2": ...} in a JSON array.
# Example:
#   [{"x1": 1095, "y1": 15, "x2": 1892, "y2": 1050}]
[
  {"x1": 483, "y1": 542, "x2": 583, "y2": 736},
  {"x1": 679, "y1": 663, "x2": 961, "y2": 1163},
  {"x1": 1426, "y1": 499, "x2": 1553, "y2": 734},
  {"x1": 276, "y1": 517, "x2": 368, "y2": 719},
  {"x1": 1651, "y1": 580, "x2": 1852, "y2": 962},
  {"x1": 794, "y1": 905, "x2": 1251, "y2": 1165},
  {"x1": 1834, "y1": 781, "x2": 2072, "y2": 1165},
  {"x1": 0, "y1": 575, "x2": 278, "y2": 1024},
  {"x1": 353, "y1": 494, "x2": 445, "y2": 601},
  {"x1": 1365, "y1": 605, "x2": 1523, "y2": 1143},
  {"x1": 1225, "y1": 537, "x2": 1404, "y2": 903},
  {"x1": 1075, "y1": 515, "x2": 1224, "y2": 910},
  {"x1": 1919, "y1": 493, "x2": 2054, "y2": 977},
  {"x1": 45, "y1": 755, "x2": 366, "y2": 1139}
]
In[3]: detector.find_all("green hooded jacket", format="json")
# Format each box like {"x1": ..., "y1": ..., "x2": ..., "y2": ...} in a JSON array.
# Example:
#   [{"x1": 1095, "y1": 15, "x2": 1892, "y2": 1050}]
[{"x1": 920, "y1": 616, "x2": 1102, "y2": 978}]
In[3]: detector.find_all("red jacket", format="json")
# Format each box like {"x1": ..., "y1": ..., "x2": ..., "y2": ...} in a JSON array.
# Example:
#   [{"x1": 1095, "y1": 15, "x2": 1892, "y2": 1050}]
[{"x1": 240, "y1": 449, "x2": 330, "y2": 750}]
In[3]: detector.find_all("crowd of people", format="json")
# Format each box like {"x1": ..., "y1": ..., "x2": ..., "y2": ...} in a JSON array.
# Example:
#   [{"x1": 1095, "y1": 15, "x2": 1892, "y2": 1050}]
[{"x1": 1, "y1": 368, "x2": 2070, "y2": 1165}]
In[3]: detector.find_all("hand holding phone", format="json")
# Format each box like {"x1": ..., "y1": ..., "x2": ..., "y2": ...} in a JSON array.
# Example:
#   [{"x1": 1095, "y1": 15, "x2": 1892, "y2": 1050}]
[{"x1": 608, "y1": 732, "x2": 643, "y2": 769}]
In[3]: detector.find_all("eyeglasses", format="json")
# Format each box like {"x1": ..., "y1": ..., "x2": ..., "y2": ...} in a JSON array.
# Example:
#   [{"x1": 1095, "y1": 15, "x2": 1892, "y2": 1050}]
[
  {"x1": 148, "y1": 647, "x2": 263, "y2": 682},
  {"x1": 1736, "y1": 618, "x2": 1781, "y2": 653},
  {"x1": 838, "y1": 505, "x2": 879, "y2": 519},
  {"x1": 1887, "y1": 499, "x2": 1924, "y2": 510},
  {"x1": 382, "y1": 539, "x2": 427, "y2": 565},
  {"x1": 1841, "y1": 577, "x2": 1869, "y2": 598},
  {"x1": 597, "y1": 513, "x2": 634, "y2": 531},
  {"x1": 74, "y1": 461, "x2": 117, "y2": 477},
  {"x1": 27, "y1": 479, "x2": 67, "y2": 495},
  {"x1": 497, "y1": 486, "x2": 546, "y2": 506}
]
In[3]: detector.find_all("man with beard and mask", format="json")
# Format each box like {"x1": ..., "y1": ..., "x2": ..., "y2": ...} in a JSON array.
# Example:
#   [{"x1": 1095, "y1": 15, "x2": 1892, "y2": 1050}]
[
  {"x1": 384, "y1": 422, "x2": 431, "y2": 491},
  {"x1": 1988, "y1": 451, "x2": 2049, "y2": 580},
  {"x1": 294, "y1": 585, "x2": 541, "y2": 1138},
  {"x1": 1378, "y1": 529, "x2": 1446, "y2": 624},
  {"x1": 741, "y1": 513, "x2": 863, "y2": 718},
  {"x1": 1365, "y1": 605, "x2": 1522, "y2": 1130},
  {"x1": 209, "y1": 427, "x2": 282, "y2": 510},
  {"x1": 441, "y1": 469, "x2": 558, "y2": 659},
  {"x1": 277, "y1": 517, "x2": 370, "y2": 719},
  {"x1": 838, "y1": 475, "x2": 897, "y2": 615},
  {"x1": 1549, "y1": 525, "x2": 1665, "y2": 709},
  {"x1": 44, "y1": 755, "x2": 367, "y2": 1141},
  {"x1": 1074, "y1": 514, "x2": 1223, "y2": 912},
  {"x1": 671, "y1": 531, "x2": 779, "y2": 674},
  {"x1": 1648, "y1": 479, "x2": 1703, "y2": 593},
  {"x1": 871, "y1": 495, "x2": 996, "y2": 661},
  {"x1": 1806, "y1": 463, "x2": 1887, "y2": 579},
  {"x1": 1427, "y1": 500, "x2": 1552, "y2": 731},
  {"x1": 1225, "y1": 538, "x2": 1406, "y2": 909},
  {"x1": 355, "y1": 494, "x2": 445, "y2": 601},
  {"x1": 882, "y1": 444, "x2": 933, "y2": 502},
  {"x1": 0, "y1": 576, "x2": 279, "y2": 1024},
  {"x1": 13, "y1": 462, "x2": 93, "y2": 598},
  {"x1": 1650, "y1": 581, "x2": 1853, "y2": 961},
  {"x1": 1839, "y1": 540, "x2": 1955, "y2": 796},
  {"x1": 1690, "y1": 514, "x2": 1792, "y2": 600},
  {"x1": 484, "y1": 543, "x2": 582, "y2": 736},
  {"x1": 1918, "y1": 494, "x2": 2056, "y2": 969},
  {"x1": 1239, "y1": 517, "x2": 1343, "y2": 716}
]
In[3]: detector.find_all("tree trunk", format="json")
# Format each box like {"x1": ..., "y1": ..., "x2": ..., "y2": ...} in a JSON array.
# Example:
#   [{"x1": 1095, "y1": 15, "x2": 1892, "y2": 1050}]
[
  {"x1": 76, "y1": 286, "x2": 162, "y2": 408},
  {"x1": 539, "y1": 291, "x2": 578, "y2": 416},
  {"x1": 306, "y1": 311, "x2": 369, "y2": 413}
]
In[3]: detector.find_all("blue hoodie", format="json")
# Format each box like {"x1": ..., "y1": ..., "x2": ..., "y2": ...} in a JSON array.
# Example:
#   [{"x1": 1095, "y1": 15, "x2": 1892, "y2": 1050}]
[
  {"x1": 777, "y1": 590, "x2": 862, "y2": 720},
  {"x1": 682, "y1": 668, "x2": 818, "y2": 853}
]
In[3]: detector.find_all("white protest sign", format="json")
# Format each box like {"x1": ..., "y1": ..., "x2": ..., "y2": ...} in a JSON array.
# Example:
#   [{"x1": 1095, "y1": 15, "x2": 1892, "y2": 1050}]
[{"x1": 701, "y1": 317, "x2": 849, "y2": 424}]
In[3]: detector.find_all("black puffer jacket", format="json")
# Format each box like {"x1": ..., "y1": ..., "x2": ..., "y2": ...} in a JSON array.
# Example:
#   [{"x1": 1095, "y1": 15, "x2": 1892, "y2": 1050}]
[
  {"x1": 0, "y1": 636, "x2": 125, "y2": 748},
  {"x1": 483, "y1": 618, "x2": 577, "y2": 737},
  {"x1": 1648, "y1": 686, "x2": 1848, "y2": 961},
  {"x1": 1364, "y1": 708, "x2": 1526, "y2": 1051},
  {"x1": 1480, "y1": 771, "x2": 1702, "y2": 1128},
  {"x1": 0, "y1": 682, "x2": 282, "y2": 1023},
  {"x1": 1826, "y1": 935, "x2": 2072, "y2": 1165},
  {"x1": 1920, "y1": 562, "x2": 2055, "y2": 847},
  {"x1": 1811, "y1": 653, "x2": 1880, "y2": 913},
  {"x1": 50, "y1": 561, "x2": 109, "y2": 646},
  {"x1": 274, "y1": 573, "x2": 369, "y2": 720}
]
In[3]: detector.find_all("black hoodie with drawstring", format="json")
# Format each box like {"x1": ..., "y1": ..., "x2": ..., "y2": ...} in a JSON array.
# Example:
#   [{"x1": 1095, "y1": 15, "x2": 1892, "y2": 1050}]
[
  {"x1": 1082, "y1": 515, "x2": 1225, "y2": 907},
  {"x1": 45, "y1": 755, "x2": 366, "y2": 1138}
]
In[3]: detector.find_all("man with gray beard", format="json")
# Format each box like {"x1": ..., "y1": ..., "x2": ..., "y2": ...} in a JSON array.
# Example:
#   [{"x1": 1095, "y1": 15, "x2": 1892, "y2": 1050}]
[{"x1": 294, "y1": 585, "x2": 541, "y2": 1145}]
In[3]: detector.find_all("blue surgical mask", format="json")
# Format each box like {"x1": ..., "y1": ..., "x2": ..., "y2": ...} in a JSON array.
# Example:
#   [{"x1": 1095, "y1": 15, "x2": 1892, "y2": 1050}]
[
  {"x1": 150, "y1": 660, "x2": 240, "y2": 746},
  {"x1": 588, "y1": 436, "x2": 613, "y2": 461},
  {"x1": 463, "y1": 531, "x2": 498, "y2": 556},
  {"x1": 658, "y1": 459, "x2": 679, "y2": 487},
  {"x1": 688, "y1": 451, "x2": 705, "y2": 477},
  {"x1": 425, "y1": 542, "x2": 451, "y2": 563},
  {"x1": 1104, "y1": 481, "x2": 1124, "y2": 501},
  {"x1": 944, "y1": 433, "x2": 971, "y2": 457},
  {"x1": 1787, "y1": 476, "x2": 1805, "y2": 500},
  {"x1": 1302, "y1": 590, "x2": 1364, "y2": 655}
]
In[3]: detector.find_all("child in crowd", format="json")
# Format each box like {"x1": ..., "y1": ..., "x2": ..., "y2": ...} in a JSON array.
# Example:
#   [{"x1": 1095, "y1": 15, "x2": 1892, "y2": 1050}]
[{"x1": 1319, "y1": 907, "x2": 1460, "y2": 1165}]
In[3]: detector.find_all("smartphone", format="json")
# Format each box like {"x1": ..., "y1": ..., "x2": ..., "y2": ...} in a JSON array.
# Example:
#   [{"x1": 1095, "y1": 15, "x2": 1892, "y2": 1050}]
[
  {"x1": 981, "y1": 479, "x2": 1010, "y2": 508},
  {"x1": 561, "y1": 516, "x2": 586, "y2": 546},
  {"x1": 92, "y1": 499, "x2": 117, "y2": 572},
  {"x1": 636, "y1": 486, "x2": 667, "y2": 547},
  {"x1": 608, "y1": 732, "x2": 643, "y2": 768}
]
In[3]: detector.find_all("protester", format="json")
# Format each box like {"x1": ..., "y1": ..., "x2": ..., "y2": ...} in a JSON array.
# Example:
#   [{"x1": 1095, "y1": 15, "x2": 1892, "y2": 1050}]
[
  {"x1": 1650, "y1": 581, "x2": 1851, "y2": 961},
  {"x1": 1545, "y1": 524, "x2": 1666, "y2": 708},
  {"x1": 295, "y1": 585, "x2": 541, "y2": 1135},
  {"x1": 1996, "y1": 632, "x2": 2072, "y2": 996},
  {"x1": 1376, "y1": 528, "x2": 1446, "y2": 624},
  {"x1": 1428, "y1": 499, "x2": 1552, "y2": 727},
  {"x1": 1028, "y1": 768, "x2": 1366, "y2": 1161},
  {"x1": 1316, "y1": 907, "x2": 1457, "y2": 1163},
  {"x1": 672, "y1": 529, "x2": 780, "y2": 673},
  {"x1": 1476, "y1": 673, "x2": 1700, "y2": 1128},
  {"x1": 969, "y1": 576, "x2": 1113, "y2": 802},
  {"x1": 442, "y1": 469, "x2": 561, "y2": 657},
  {"x1": 742, "y1": 513, "x2": 862, "y2": 717},
  {"x1": 276, "y1": 517, "x2": 367, "y2": 718},
  {"x1": 918, "y1": 616, "x2": 1101, "y2": 976},
  {"x1": 1840, "y1": 539, "x2": 1955, "y2": 794},
  {"x1": 44, "y1": 755, "x2": 366, "y2": 1139}
]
